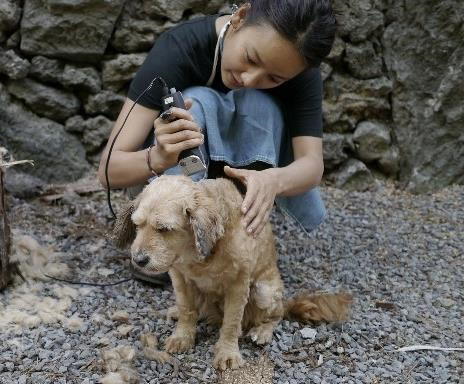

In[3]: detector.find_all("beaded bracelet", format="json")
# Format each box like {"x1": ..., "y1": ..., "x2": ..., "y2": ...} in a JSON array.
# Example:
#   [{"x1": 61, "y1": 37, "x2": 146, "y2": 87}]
[{"x1": 146, "y1": 144, "x2": 158, "y2": 177}]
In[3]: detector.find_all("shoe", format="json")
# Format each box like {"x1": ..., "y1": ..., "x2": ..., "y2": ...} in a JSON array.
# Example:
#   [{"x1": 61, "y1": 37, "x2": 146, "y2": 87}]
[{"x1": 130, "y1": 264, "x2": 171, "y2": 287}]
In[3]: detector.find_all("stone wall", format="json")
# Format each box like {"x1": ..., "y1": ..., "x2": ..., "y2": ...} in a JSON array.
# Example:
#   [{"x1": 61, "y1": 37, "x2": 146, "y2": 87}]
[{"x1": 0, "y1": 0, "x2": 462, "y2": 194}]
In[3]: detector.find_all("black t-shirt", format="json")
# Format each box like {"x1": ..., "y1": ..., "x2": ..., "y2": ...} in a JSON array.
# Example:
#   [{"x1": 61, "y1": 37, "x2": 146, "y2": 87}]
[{"x1": 128, "y1": 14, "x2": 322, "y2": 138}]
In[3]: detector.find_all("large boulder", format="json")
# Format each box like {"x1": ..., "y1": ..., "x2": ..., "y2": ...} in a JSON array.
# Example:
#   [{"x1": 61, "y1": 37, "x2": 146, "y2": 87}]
[
  {"x1": 62, "y1": 65, "x2": 101, "y2": 94},
  {"x1": 383, "y1": 0, "x2": 464, "y2": 192},
  {"x1": 65, "y1": 115, "x2": 113, "y2": 153},
  {"x1": 323, "y1": 74, "x2": 392, "y2": 133},
  {"x1": 29, "y1": 56, "x2": 64, "y2": 85},
  {"x1": 0, "y1": 84, "x2": 89, "y2": 182},
  {"x1": 102, "y1": 54, "x2": 147, "y2": 91},
  {"x1": 323, "y1": 133, "x2": 352, "y2": 171},
  {"x1": 84, "y1": 90, "x2": 125, "y2": 120},
  {"x1": 7, "y1": 78, "x2": 80, "y2": 123},
  {"x1": 332, "y1": 0, "x2": 384, "y2": 43},
  {"x1": 345, "y1": 41, "x2": 383, "y2": 79},
  {"x1": 4, "y1": 170, "x2": 46, "y2": 198},
  {"x1": 326, "y1": 37, "x2": 345, "y2": 63},
  {"x1": 328, "y1": 159, "x2": 376, "y2": 191},
  {"x1": 20, "y1": 0, "x2": 125, "y2": 62},
  {"x1": 142, "y1": 0, "x2": 225, "y2": 22},
  {"x1": 110, "y1": 0, "x2": 175, "y2": 53}
]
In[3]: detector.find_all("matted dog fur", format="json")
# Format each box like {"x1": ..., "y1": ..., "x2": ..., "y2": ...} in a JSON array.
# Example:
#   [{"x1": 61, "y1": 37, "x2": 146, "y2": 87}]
[{"x1": 114, "y1": 175, "x2": 352, "y2": 370}]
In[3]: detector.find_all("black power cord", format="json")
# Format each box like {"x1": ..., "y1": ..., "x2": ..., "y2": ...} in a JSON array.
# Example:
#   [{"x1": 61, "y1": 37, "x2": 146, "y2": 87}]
[
  {"x1": 104, "y1": 77, "x2": 169, "y2": 218},
  {"x1": 44, "y1": 274, "x2": 132, "y2": 287}
]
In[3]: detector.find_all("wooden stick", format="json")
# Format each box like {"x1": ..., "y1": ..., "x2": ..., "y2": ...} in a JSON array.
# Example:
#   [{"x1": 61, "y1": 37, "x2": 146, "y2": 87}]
[{"x1": 0, "y1": 166, "x2": 12, "y2": 290}]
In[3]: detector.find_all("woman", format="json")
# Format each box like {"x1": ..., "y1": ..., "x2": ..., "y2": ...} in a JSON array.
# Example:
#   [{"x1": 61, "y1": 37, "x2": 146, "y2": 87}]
[{"x1": 98, "y1": 0, "x2": 336, "y2": 248}]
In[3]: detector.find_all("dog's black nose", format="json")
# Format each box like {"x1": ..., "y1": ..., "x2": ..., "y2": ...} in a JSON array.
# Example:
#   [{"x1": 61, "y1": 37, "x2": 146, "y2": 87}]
[{"x1": 133, "y1": 251, "x2": 149, "y2": 268}]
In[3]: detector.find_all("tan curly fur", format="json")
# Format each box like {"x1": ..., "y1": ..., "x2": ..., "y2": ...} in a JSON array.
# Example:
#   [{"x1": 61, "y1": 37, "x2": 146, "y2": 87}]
[{"x1": 114, "y1": 175, "x2": 352, "y2": 370}]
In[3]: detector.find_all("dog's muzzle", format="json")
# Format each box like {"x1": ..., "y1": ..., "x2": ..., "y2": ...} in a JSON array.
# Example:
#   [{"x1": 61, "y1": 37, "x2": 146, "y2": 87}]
[{"x1": 132, "y1": 251, "x2": 150, "y2": 268}]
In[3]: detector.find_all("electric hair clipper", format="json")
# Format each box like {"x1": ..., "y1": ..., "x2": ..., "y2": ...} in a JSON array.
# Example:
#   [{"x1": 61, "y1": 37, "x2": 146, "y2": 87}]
[{"x1": 160, "y1": 88, "x2": 207, "y2": 176}]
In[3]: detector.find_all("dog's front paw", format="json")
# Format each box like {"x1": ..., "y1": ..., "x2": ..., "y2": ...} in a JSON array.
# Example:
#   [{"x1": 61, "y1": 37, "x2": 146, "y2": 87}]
[
  {"x1": 164, "y1": 333, "x2": 194, "y2": 353},
  {"x1": 213, "y1": 346, "x2": 244, "y2": 370}
]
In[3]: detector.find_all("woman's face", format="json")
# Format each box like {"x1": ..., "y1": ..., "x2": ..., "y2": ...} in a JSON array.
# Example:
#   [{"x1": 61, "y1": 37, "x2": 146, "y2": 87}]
[{"x1": 221, "y1": 11, "x2": 306, "y2": 90}]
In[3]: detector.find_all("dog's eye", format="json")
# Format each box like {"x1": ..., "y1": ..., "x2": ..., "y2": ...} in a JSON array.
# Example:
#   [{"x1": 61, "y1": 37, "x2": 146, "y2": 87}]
[{"x1": 158, "y1": 227, "x2": 171, "y2": 233}]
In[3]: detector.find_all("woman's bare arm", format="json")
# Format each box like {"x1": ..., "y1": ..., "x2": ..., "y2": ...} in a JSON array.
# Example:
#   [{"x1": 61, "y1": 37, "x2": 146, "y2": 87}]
[
  {"x1": 270, "y1": 136, "x2": 324, "y2": 196},
  {"x1": 97, "y1": 97, "x2": 203, "y2": 189},
  {"x1": 98, "y1": 98, "x2": 160, "y2": 188}
]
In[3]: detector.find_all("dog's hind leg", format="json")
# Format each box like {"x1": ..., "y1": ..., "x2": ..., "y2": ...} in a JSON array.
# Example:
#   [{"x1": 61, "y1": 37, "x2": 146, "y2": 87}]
[{"x1": 244, "y1": 276, "x2": 284, "y2": 345}]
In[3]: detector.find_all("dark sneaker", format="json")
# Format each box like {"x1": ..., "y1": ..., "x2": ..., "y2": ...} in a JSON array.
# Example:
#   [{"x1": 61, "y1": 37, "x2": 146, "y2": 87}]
[{"x1": 130, "y1": 265, "x2": 171, "y2": 287}]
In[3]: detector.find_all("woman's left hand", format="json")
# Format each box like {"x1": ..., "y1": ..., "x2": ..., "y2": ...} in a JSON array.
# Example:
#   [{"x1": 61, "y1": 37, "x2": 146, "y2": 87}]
[{"x1": 224, "y1": 165, "x2": 278, "y2": 238}]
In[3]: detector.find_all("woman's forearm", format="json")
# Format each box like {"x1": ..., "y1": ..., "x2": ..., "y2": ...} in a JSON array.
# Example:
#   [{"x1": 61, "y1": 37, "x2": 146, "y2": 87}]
[
  {"x1": 267, "y1": 155, "x2": 324, "y2": 197},
  {"x1": 98, "y1": 148, "x2": 166, "y2": 189}
]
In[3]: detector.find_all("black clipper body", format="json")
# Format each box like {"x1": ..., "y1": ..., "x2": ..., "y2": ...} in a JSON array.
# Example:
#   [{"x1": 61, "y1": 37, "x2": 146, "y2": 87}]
[{"x1": 161, "y1": 88, "x2": 207, "y2": 176}]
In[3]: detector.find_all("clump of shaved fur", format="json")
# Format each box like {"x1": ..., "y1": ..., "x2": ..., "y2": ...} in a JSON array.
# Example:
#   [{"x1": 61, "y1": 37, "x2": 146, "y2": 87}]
[
  {"x1": 0, "y1": 233, "x2": 86, "y2": 331},
  {"x1": 100, "y1": 345, "x2": 138, "y2": 384},
  {"x1": 284, "y1": 292, "x2": 353, "y2": 323}
]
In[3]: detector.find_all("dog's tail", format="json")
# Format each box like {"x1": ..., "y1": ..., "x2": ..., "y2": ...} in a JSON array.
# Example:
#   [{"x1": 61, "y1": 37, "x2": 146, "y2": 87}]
[{"x1": 283, "y1": 292, "x2": 353, "y2": 323}]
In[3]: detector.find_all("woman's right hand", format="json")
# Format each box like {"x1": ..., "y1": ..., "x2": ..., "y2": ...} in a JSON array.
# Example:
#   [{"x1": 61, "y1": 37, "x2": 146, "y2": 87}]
[{"x1": 152, "y1": 99, "x2": 204, "y2": 171}]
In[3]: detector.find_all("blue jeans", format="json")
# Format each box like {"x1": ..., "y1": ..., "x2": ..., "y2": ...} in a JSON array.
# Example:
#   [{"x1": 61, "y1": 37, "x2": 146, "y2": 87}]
[{"x1": 163, "y1": 86, "x2": 327, "y2": 235}]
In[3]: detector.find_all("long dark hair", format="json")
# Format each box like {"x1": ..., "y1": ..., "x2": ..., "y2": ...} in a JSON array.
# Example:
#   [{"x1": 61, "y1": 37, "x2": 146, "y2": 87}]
[{"x1": 243, "y1": 0, "x2": 336, "y2": 67}]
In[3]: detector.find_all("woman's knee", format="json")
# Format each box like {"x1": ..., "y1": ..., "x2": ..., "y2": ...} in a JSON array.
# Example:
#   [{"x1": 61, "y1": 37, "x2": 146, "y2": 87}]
[
  {"x1": 234, "y1": 89, "x2": 282, "y2": 122},
  {"x1": 183, "y1": 86, "x2": 214, "y2": 100}
]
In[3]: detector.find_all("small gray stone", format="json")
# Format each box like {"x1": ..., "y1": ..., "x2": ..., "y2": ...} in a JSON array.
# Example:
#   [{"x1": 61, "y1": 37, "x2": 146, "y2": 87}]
[
  {"x1": 300, "y1": 327, "x2": 317, "y2": 340},
  {"x1": 353, "y1": 121, "x2": 391, "y2": 162}
]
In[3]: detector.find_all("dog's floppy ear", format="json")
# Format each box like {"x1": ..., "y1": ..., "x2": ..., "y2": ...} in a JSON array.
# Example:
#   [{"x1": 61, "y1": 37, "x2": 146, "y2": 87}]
[
  {"x1": 112, "y1": 197, "x2": 140, "y2": 249},
  {"x1": 186, "y1": 195, "x2": 225, "y2": 261}
]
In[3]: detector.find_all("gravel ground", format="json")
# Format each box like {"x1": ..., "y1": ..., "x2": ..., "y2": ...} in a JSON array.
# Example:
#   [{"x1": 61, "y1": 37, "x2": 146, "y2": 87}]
[{"x1": 0, "y1": 177, "x2": 463, "y2": 384}]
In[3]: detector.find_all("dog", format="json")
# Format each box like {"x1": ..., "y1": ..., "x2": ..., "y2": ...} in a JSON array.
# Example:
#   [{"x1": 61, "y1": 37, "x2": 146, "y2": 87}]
[{"x1": 114, "y1": 175, "x2": 352, "y2": 370}]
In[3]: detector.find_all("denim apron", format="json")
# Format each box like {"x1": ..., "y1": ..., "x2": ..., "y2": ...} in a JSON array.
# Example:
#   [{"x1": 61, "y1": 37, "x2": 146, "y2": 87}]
[{"x1": 164, "y1": 17, "x2": 327, "y2": 235}]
